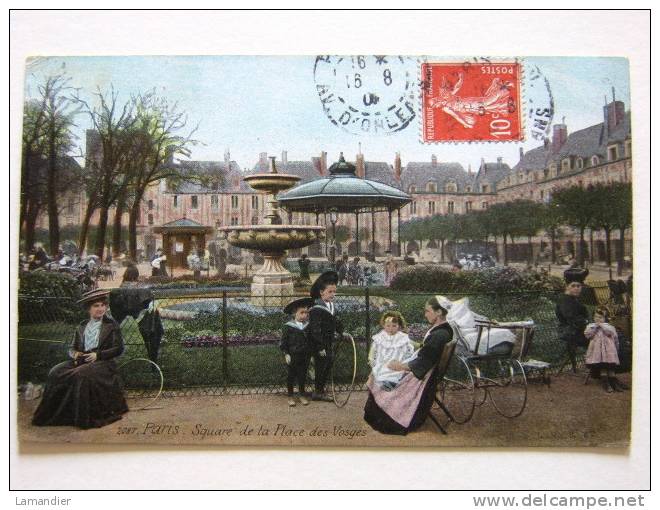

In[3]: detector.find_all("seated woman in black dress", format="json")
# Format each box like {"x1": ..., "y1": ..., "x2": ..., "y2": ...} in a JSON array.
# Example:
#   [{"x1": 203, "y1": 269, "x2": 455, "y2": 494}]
[
  {"x1": 555, "y1": 268, "x2": 590, "y2": 373},
  {"x1": 363, "y1": 296, "x2": 453, "y2": 435},
  {"x1": 32, "y1": 289, "x2": 129, "y2": 429}
]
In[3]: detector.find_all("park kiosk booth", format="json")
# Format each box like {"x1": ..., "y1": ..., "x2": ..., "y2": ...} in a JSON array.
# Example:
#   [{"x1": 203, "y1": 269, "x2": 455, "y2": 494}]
[{"x1": 153, "y1": 217, "x2": 214, "y2": 268}]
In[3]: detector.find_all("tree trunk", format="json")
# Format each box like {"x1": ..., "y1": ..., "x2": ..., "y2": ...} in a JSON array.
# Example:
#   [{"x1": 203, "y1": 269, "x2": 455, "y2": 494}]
[
  {"x1": 577, "y1": 227, "x2": 586, "y2": 267},
  {"x1": 23, "y1": 201, "x2": 41, "y2": 253},
  {"x1": 112, "y1": 195, "x2": 126, "y2": 258},
  {"x1": 604, "y1": 228, "x2": 612, "y2": 267},
  {"x1": 503, "y1": 235, "x2": 508, "y2": 266},
  {"x1": 617, "y1": 227, "x2": 626, "y2": 276},
  {"x1": 47, "y1": 133, "x2": 60, "y2": 256},
  {"x1": 78, "y1": 198, "x2": 96, "y2": 256},
  {"x1": 550, "y1": 230, "x2": 556, "y2": 264},
  {"x1": 440, "y1": 239, "x2": 445, "y2": 263},
  {"x1": 589, "y1": 229, "x2": 595, "y2": 265},
  {"x1": 527, "y1": 235, "x2": 533, "y2": 265},
  {"x1": 94, "y1": 205, "x2": 109, "y2": 258},
  {"x1": 128, "y1": 197, "x2": 143, "y2": 261}
]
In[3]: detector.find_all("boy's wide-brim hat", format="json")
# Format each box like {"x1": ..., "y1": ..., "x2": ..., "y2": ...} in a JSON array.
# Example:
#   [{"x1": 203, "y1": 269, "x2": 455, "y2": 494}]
[
  {"x1": 77, "y1": 288, "x2": 111, "y2": 305},
  {"x1": 283, "y1": 297, "x2": 315, "y2": 315},
  {"x1": 563, "y1": 268, "x2": 589, "y2": 284},
  {"x1": 310, "y1": 270, "x2": 339, "y2": 299}
]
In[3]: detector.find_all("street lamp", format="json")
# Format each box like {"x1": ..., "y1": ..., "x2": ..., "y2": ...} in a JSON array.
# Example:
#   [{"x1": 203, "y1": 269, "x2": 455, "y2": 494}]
[{"x1": 329, "y1": 208, "x2": 338, "y2": 265}]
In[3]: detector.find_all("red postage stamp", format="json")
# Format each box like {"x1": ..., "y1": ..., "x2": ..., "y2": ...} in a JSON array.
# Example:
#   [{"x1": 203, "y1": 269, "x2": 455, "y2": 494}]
[{"x1": 421, "y1": 61, "x2": 523, "y2": 142}]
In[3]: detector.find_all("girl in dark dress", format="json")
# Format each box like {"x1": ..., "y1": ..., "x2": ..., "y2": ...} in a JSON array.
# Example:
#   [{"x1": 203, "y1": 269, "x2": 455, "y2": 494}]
[
  {"x1": 32, "y1": 289, "x2": 129, "y2": 429},
  {"x1": 364, "y1": 296, "x2": 453, "y2": 435}
]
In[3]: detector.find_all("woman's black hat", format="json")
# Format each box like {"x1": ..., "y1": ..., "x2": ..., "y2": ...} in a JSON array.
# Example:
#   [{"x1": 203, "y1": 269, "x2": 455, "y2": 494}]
[
  {"x1": 283, "y1": 297, "x2": 315, "y2": 315},
  {"x1": 563, "y1": 267, "x2": 589, "y2": 284},
  {"x1": 310, "y1": 270, "x2": 339, "y2": 299}
]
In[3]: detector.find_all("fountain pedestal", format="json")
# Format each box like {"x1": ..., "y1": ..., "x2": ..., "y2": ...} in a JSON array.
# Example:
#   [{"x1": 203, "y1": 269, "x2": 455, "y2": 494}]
[
  {"x1": 249, "y1": 252, "x2": 294, "y2": 307},
  {"x1": 218, "y1": 156, "x2": 325, "y2": 308}
]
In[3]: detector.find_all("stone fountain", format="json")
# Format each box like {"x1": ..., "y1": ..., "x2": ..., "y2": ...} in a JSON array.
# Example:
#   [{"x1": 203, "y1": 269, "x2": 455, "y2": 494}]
[{"x1": 218, "y1": 157, "x2": 325, "y2": 306}]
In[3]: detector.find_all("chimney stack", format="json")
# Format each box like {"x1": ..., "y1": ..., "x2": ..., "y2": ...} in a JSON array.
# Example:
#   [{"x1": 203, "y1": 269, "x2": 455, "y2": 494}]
[
  {"x1": 467, "y1": 163, "x2": 473, "y2": 175},
  {"x1": 355, "y1": 152, "x2": 365, "y2": 178},
  {"x1": 431, "y1": 154, "x2": 438, "y2": 166},
  {"x1": 519, "y1": 147, "x2": 524, "y2": 161},
  {"x1": 497, "y1": 156, "x2": 503, "y2": 168},
  {"x1": 224, "y1": 149, "x2": 231, "y2": 165},
  {"x1": 281, "y1": 150, "x2": 288, "y2": 165},
  {"x1": 480, "y1": 157, "x2": 486, "y2": 174},
  {"x1": 259, "y1": 152, "x2": 268, "y2": 165},
  {"x1": 320, "y1": 151, "x2": 328, "y2": 175},
  {"x1": 543, "y1": 137, "x2": 550, "y2": 150},
  {"x1": 603, "y1": 89, "x2": 625, "y2": 138},
  {"x1": 552, "y1": 122, "x2": 568, "y2": 153},
  {"x1": 394, "y1": 152, "x2": 402, "y2": 181}
]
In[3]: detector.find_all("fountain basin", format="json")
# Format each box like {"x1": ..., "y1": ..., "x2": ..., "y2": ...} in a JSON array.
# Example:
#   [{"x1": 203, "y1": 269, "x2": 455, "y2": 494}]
[
  {"x1": 243, "y1": 173, "x2": 301, "y2": 194},
  {"x1": 218, "y1": 224, "x2": 325, "y2": 252}
]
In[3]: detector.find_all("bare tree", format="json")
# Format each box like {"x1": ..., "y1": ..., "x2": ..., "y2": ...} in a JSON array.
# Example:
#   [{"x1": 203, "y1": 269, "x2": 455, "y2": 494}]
[{"x1": 73, "y1": 86, "x2": 137, "y2": 258}]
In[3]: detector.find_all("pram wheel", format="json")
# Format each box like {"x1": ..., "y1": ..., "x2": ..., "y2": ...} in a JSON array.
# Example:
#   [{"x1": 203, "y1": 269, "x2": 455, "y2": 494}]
[
  {"x1": 436, "y1": 355, "x2": 476, "y2": 424},
  {"x1": 483, "y1": 358, "x2": 528, "y2": 418}
]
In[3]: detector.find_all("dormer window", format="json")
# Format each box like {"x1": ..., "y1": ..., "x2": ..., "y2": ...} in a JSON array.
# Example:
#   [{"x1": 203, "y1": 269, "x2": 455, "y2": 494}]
[
  {"x1": 561, "y1": 159, "x2": 571, "y2": 172},
  {"x1": 549, "y1": 163, "x2": 557, "y2": 176},
  {"x1": 625, "y1": 140, "x2": 632, "y2": 157},
  {"x1": 591, "y1": 155, "x2": 600, "y2": 166},
  {"x1": 518, "y1": 172, "x2": 524, "y2": 182},
  {"x1": 576, "y1": 158, "x2": 584, "y2": 170},
  {"x1": 543, "y1": 168, "x2": 550, "y2": 179},
  {"x1": 426, "y1": 181, "x2": 438, "y2": 193},
  {"x1": 465, "y1": 185, "x2": 472, "y2": 193},
  {"x1": 444, "y1": 182, "x2": 457, "y2": 193},
  {"x1": 481, "y1": 184, "x2": 489, "y2": 193},
  {"x1": 608, "y1": 145, "x2": 619, "y2": 161},
  {"x1": 408, "y1": 185, "x2": 416, "y2": 193}
]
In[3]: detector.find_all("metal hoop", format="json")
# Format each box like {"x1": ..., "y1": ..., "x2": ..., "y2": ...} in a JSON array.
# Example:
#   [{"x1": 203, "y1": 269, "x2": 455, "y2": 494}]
[{"x1": 118, "y1": 357, "x2": 164, "y2": 411}]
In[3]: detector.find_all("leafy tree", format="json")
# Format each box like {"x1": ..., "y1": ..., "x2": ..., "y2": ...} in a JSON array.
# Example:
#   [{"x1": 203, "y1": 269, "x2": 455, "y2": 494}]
[
  {"x1": 610, "y1": 182, "x2": 632, "y2": 275},
  {"x1": 122, "y1": 92, "x2": 199, "y2": 260},
  {"x1": 551, "y1": 186, "x2": 594, "y2": 266}
]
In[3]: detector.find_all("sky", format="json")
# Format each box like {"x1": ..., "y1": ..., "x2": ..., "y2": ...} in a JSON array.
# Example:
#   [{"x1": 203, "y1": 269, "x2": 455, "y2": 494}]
[{"x1": 23, "y1": 55, "x2": 631, "y2": 172}]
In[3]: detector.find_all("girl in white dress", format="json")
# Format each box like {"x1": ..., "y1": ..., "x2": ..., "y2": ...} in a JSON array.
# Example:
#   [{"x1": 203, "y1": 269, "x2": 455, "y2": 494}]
[{"x1": 369, "y1": 311, "x2": 417, "y2": 390}]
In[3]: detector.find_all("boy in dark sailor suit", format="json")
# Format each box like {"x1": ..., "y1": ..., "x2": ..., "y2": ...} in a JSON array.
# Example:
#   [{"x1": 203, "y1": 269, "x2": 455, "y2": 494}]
[
  {"x1": 280, "y1": 297, "x2": 315, "y2": 407},
  {"x1": 308, "y1": 270, "x2": 344, "y2": 402}
]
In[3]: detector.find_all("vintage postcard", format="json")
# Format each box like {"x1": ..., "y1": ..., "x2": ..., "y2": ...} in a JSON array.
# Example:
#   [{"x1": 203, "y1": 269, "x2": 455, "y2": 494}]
[{"x1": 15, "y1": 53, "x2": 634, "y2": 449}]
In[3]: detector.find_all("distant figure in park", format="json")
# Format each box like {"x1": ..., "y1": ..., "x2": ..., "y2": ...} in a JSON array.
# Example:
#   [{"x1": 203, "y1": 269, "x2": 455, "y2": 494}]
[
  {"x1": 451, "y1": 261, "x2": 463, "y2": 273},
  {"x1": 32, "y1": 289, "x2": 129, "y2": 429},
  {"x1": 556, "y1": 268, "x2": 590, "y2": 373},
  {"x1": 584, "y1": 308, "x2": 626, "y2": 393},
  {"x1": 151, "y1": 249, "x2": 167, "y2": 277},
  {"x1": 348, "y1": 257, "x2": 364, "y2": 285},
  {"x1": 122, "y1": 259, "x2": 140, "y2": 283},
  {"x1": 187, "y1": 249, "x2": 202, "y2": 279},
  {"x1": 368, "y1": 311, "x2": 416, "y2": 390},
  {"x1": 280, "y1": 297, "x2": 314, "y2": 407},
  {"x1": 384, "y1": 253, "x2": 398, "y2": 286},
  {"x1": 298, "y1": 254, "x2": 311, "y2": 282},
  {"x1": 336, "y1": 254, "x2": 349, "y2": 285}
]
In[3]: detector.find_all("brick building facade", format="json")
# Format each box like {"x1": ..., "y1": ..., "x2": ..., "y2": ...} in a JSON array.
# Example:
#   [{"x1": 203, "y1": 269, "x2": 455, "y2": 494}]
[{"x1": 45, "y1": 96, "x2": 633, "y2": 263}]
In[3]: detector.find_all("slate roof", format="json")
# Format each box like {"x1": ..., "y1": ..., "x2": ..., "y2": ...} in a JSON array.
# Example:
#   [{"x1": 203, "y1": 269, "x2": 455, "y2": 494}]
[
  {"x1": 400, "y1": 162, "x2": 475, "y2": 193},
  {"x1": 509, "y1": 110, "x2": 632, "y2": 181},
  {"x1": 474, "y1": 161, "x2": 512, "y2": 189},
  {"x1": 250, "y1": 159, "x2": 321, "y2": 185},
  {"x1": 363, "y1": 161, "x2": 398, "y2": 187},
  {"x1": 168, "y1": 160, "x2": 252, "y2": 193}
]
